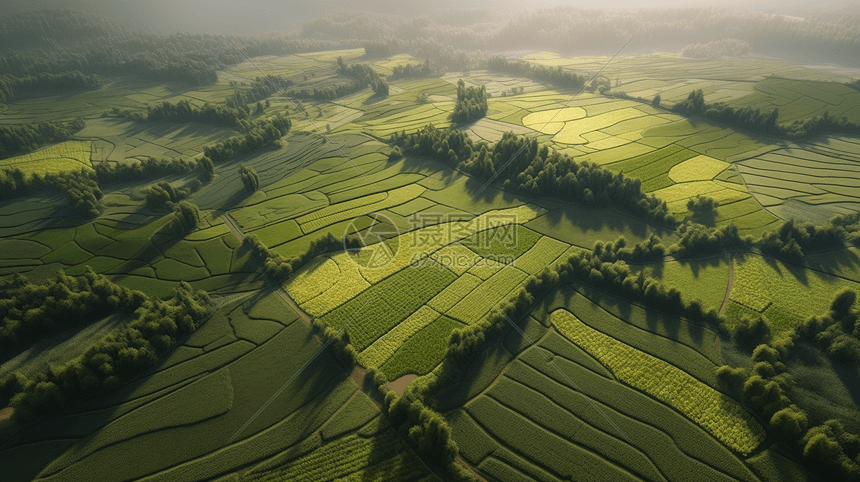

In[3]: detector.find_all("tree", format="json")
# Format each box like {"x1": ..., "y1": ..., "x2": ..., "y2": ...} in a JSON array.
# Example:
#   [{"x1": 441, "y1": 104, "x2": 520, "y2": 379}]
[
  {"x1": 687, "y1": 194, "x2": 720, "y2": 218},
  {"x1": 652, "y1": 94, "x2": 661, "y2": 108},
  {"x1": 239, "y1": 165, "x2": 260, "y2": 191}
]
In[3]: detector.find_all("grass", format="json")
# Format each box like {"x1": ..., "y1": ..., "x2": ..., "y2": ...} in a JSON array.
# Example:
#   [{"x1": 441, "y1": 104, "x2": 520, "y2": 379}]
[
  {"x1": 730, "y1": 254, "x2": 860, "y2": 336},
  {"x1": 551, "y1": 309, "x2": 765, "y2": 455},
  {"x1": 298, "y1": 184, "x2": 425, "y2": 234},
  {"x1": 39, "y1": 369, "x2": 234, "y2": 477},
  {"x1": 640, "y1": 258, "x2": 730, "y2": 310}
]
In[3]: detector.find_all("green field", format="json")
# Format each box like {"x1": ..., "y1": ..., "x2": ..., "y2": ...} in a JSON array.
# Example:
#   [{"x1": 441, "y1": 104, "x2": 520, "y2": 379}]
[{"x1": 1, "y1": 30, "x2": 859, "y2": 482}]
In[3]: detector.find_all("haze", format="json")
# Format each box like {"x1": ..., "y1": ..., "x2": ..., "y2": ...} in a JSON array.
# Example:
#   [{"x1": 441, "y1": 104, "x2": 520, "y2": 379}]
[{"x1": 8, "y1": 0, "x2": 857, "y2": 34}]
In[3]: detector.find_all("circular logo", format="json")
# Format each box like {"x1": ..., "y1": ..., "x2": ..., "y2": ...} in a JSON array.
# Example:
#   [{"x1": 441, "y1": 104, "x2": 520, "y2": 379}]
[{"x1": 343, "y1": 212, "x2": 400, "y2": 269}]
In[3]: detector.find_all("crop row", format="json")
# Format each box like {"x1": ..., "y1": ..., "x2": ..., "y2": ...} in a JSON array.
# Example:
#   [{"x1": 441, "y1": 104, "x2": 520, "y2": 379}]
[
  {"x1": 379, "y1": 316, "x2": 463, "y2": 379},
  {"x1": 510, "y1": 350, "x2": 758, "y2": 482},
  {"x1": 319, "y1": 394, "x2": 380, "y2": 441},
  {"x1": 550, "y1": 309, "x2": 766, "y2": 455},
  {"x1": 446, "y1": 266, "x2": 527, "y2": 324},
  {"x1": 466, "y1": 225, "x2": 542, "y2": 260},
  {"x1": 487, "y1": 377, "x2": 664, "y2": 482},
  {"x1": 729, "y1": 256, "x2": 770, "y2": 312},
  {"x1": 298, "y1": 185, "x2": 425, "y2": 234},
  {"x1": 668, "y1": 156, "x2": 730, "y2": 183},
  {"x1": 359, "y1": 305, "x2": 441, "y2": 369},
  {"x1": 320, "y1": 262, "x2": 456, "y2": 350},
  {"x1": 514, "y1": 236, "x2": 569, "y2": 274},
  {"x1": 244, "y1": 430, "x2": 425, "y2": 482},
  {"x1": 298, "y1": 252, "x2": 370, "y2": 317},
  {"x1": 284, "y1": 257, "x2": 340, "y2": 304},
  {"x1": 295, "y1": 192, "x2": 387, "y2": 224},
  {"x1": 427, "y1": 273, "x2": 483, "y2": 313},
  {"x1": 466, "y1": 396, "x2": 638, "y2": 481}
]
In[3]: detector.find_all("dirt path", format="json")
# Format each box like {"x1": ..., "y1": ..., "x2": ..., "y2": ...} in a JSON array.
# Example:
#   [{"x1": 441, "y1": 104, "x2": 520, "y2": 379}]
[
  {"x1": 719, "y1": 253, "x2": 734, "y2": 314},
  {"x1": 715, "y1": 254, "x2": 734, "y2": 358},
  {"x1": 220, "y1": 214, "x2": 245, "y2": 241}
]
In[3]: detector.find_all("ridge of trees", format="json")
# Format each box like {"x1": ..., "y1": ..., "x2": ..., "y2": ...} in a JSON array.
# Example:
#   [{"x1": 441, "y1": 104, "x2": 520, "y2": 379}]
[
  {"x1": 0, "y1": 268, "x2": 147, "y2": 357},
  {"x1": 487, "y1": 56, "x2": 586, "y2": 90},
  {"x1": 0, "y1": 10, "x2": 352, "y2": 86},
  {"x1": 202, "y1": 115, "x2": 291, "y2": 164},
  {"x1": 669, "y1": 215, "x2": 859, "y2": 262},
  {"x1": 673, "y1": 89, "x2": 860, "y2": 140},
  {"x1": 0, "y1": 71, "x2": 102, "y2": 105},
  {"x1": 238, "y1": 165, "x2": 261, "y2": 191},
  {"x1": 390, "y1": 60, "x2": 433, "y2": 79},
  {"x1": 390, "y1": 125, "x2": 674, "y2": 224},
  {"x1": 0, "y1": 118, "x2": 85, "y2": 160},
  {"x1": 451, "y1": 79, "x2": 487, "y2": 124},
  {"x1": 0, "y1": 279, "x2": 212, "y2": 417},
  {"x1": 335, "y1": 57, "x2": 389, "y2": 97},
  {"x1": 243, "y1": 232, "x2": 361, "y2": 281}
]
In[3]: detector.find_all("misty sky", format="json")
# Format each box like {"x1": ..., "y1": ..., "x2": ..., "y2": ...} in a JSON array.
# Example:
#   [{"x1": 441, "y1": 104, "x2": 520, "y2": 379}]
[{"x1": 6, "y1": 0, "x2": 856, "y2": 34}]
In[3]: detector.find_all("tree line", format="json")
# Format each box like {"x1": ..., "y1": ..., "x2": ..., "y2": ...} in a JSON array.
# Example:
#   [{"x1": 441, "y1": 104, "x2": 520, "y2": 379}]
[
  {"x1": 487, "y1": 56, "x2": 586, "y2": 90},
  {"x1": 716, "y1": 289, "x2": 860, "y2": 481},
  {"x1": 336, "y1": 57, "x2": 389, "y2": 97},
  {"x1": 243, "y1": 232, "x2": 361, "y2": 281},
  {"x1": 672, "y1": 89, "x2": 860, "y2": 140},
  {"x1": 669, "y1": 214, "x2": 859, "y2": 263},
  {"x1": 390, "y1": 125, "x2": 674, "y2": 224},
  {"x1": 202, "y1": 115, "x2": 291, "y2": 163},
  {"x1": 0, "y1": 277, "x2": 212, "y2": 417},
  {"x1": 390, "y1": 60, "x2": 433, "y2": 79},
  {"x1": 0, "y1": 10, "x2": 351, "y2": 86},
  {"x1": 0, "y1": 268, "x2": 146, "y2": 357},
  {"x1": 0, "y1": 71, "x2": 101, "y2": 105},
  {"x1": 0, "y1": 118, "x2": 85, "y2": 159},
  {"x1": 451, "y1": 79, "x2": 487, "y2": 124}
]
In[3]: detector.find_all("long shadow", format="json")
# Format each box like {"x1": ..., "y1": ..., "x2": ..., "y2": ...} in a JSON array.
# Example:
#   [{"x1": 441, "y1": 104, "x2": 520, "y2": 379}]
[{"x1": 0, "y1": 290, "x2": 353, "y2": 482}]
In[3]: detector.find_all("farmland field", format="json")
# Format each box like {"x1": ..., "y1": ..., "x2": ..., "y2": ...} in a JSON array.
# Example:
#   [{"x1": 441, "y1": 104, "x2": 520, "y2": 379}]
[{"x1": 1, "y1": 11, "x2": 859, "y2": 482}]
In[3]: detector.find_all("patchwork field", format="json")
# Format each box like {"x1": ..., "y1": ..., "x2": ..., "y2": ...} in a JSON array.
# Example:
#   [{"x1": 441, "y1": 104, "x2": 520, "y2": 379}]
[{"x1": 1, "y1": 44, "x2": 858, "y2": 482}]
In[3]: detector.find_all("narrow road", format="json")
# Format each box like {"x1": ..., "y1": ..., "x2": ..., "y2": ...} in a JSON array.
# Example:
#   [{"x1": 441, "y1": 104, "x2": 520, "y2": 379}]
[
  {"x1": 718, "y1": 253, "x2": 734, "y2": 314},
  {"x1": 715, "y1": 253, "x2": 735, "y2": 358}
]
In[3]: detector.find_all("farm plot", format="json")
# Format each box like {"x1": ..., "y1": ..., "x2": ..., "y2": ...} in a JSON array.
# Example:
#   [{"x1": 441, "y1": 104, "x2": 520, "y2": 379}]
[
  {"x1": 0, "y1": 140, "x2": 92, "y2": 178},
  {"x1": 736, "y1": 143, "x2": 860, "y2": 222},
  {"x1": 727, "y1": 78, "x2": 860, "y2": 125},
  {"x1": 605, "y1": 144, "x2": 700, "y2": 192},
  {"x1": 639, "y1": 258, "x2": 729, "y2": 310},
  {"x1": 552, "y1": 107, "x2": 648, "y2": 145},
  {"x1": 296, "y1": 184, "x2": 425, "y2": 234},
  {"x1": 550, "y1": 309, "x2": 765, "y2": 455},
  {"x1": 318, "y1": 261, "x2": 457, "y2": 350},
  {"x1": 513, "y1": 236, "x2": 569, "y2": 274},
  {"x1": 379, "y1": 316, "x2": 465, "y2": 379},
  {"x1": 730, "y1": 254, "x2": 860, "y2": 336}
]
